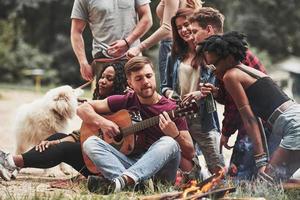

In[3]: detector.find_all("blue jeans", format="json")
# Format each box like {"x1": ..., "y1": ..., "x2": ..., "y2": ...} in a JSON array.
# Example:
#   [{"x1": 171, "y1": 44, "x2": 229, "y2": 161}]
[
  {"x1": 230, "y1": 134, "x2": 256, "y2": 179},
  {"x1": 159, "y1": 39, "x2": 172, "y2": 91},
  {"x1": 83, "y1": 136, "x2": 181, "y2": 184},
  {"x1": 187, "y1": 116, "x2": 225, "y2": 172}
]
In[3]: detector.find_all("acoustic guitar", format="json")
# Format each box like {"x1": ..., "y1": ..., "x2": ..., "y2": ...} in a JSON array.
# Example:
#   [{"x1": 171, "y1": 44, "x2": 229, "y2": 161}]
[{"x1": 80, "y1": 101, "x2": 198, "y2": 174}]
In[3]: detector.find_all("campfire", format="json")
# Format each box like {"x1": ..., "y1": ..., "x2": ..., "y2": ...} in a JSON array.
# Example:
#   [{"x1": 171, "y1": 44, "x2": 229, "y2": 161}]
[
  {"x1": 141, "y1": 168, "x2": 236, "y2": 200},
  {"x1": 181, "y1": 168, "x2": 228, "y2": 199}
]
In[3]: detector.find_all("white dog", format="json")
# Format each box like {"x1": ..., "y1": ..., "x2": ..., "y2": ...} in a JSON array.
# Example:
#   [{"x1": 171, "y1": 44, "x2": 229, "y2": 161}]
[
  {"x1": 13, "y1": 85, "x2": 80, "y2": 154},
  {"x1": 13, "y1": 85, "x2": 81, "y2": 176}
]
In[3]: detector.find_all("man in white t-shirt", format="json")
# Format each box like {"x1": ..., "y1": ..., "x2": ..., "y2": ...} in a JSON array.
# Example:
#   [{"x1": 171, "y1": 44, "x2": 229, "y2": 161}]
[{"x1": 71, "y1": 0, "x2": 152, "y2": 80}]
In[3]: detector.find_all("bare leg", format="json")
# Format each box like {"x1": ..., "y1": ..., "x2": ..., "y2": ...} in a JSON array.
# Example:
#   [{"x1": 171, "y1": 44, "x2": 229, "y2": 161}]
[
  {"x1": 13, "y1": 155, "x2": 24, "y2": 168},
  {"x1": 123, "y1": 175, "x2": 134, "y2": 185},
  {"x1": 266, "y1": 147, "x2": 300, "y2": 180},
  {"x1": 180, "y1": 156, "x2": 193, "y2": 172}
]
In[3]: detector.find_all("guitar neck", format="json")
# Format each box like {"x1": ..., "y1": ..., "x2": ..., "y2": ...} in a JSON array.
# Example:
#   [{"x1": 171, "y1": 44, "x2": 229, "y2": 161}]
[{"x1": 121, "y1": 110, "x2": 175, "y2": 137}]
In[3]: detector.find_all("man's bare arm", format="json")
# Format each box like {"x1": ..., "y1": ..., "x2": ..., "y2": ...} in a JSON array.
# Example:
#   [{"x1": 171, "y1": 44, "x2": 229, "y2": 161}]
[
  {"x1": 70, "y1": 19, "x2": 93, "y2": 80},
  {"x1": 77, "y1": 99, "x2": 111, "y2": 127},
  {"x1": 108, "y1": 4, "x2": 152, "y2": 57},
  {"x1": 126, "y1": 3, "x2": 152, "y2": 45},
  {"x1": 176, "y1": 130, "x2": 195, "y2": 161}
]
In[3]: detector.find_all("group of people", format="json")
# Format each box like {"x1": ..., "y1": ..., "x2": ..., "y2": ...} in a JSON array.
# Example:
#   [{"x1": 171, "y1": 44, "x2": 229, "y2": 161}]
[{"x1": 0, "y1": 0, "x2": 299, "y2": 195}]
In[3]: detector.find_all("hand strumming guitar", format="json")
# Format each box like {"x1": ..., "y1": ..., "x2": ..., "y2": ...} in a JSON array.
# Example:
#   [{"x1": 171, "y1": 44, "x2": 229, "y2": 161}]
[
  {"x1": 159, "y1": 111, "x2": 180, "y2": 139},
  {"x1": 100, "y1": 118, "x2": 120, "y2": 138}
]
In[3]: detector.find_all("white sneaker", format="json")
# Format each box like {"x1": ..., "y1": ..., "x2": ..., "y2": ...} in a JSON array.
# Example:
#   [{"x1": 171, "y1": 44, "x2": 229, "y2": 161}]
[
  {"x1": 0, "y1": 163, "x2": 12, "y2": 181},
  {"x1": 11, "y1": 169, "x2": 19, "y2": 180},
  {"x1": 0, "y1": 150, "x2": 16, "y2": 181}
]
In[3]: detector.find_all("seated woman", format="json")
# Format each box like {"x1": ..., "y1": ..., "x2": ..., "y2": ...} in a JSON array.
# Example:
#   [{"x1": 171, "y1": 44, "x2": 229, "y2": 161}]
[
  {"x1": 197, "y1": 31, "x2": 300, "y2": 181},
  {"x1": 0, "y1": 61, "x2": 127, "y2": 181}
]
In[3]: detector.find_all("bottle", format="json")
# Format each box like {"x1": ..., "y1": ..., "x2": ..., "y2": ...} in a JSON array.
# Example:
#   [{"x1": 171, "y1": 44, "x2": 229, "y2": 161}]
[{"x1": 205, "y1": 92, "x2": 217, "y2": 113}]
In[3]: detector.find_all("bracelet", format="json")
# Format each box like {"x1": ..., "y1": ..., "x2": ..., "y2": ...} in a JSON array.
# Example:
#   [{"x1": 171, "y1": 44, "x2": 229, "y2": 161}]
[
  {"x1": 238, "y1": 104, "x2": 250, "y2": 111},
  {"x1": 255, "y1": 154, "x2": 268, "y2": 168},
  {"x1": 123, "y1": 38, "x2": 130, "y2": 49},
  {"x1": 173, "y1": 132, "x2": 181, "y2": 140},
  {"x1": 254, "y1": 152, "x2": 266, "y2": 158},
  {"x1": 256, "y1": 160, "x2": 268, "y2": 168}
]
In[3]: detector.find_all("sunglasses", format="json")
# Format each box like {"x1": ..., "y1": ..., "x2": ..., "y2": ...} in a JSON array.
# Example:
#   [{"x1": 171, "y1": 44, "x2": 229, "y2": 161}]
[{"x1": 203, "y1": 53, "x2": 222, "y2": 71}]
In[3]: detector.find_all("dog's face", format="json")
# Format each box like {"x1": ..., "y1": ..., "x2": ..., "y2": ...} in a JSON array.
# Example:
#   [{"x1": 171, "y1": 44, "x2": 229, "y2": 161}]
[{"x1": 45, "y1": 85, "x2": 81, "y2": 120}]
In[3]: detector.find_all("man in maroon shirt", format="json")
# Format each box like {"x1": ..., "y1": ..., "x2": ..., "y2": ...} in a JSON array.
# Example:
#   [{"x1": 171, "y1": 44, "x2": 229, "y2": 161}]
[
  {"x1": 77, "y1": 56, "x2": 195, "y2": 194},
  {"x1": 190, "y1": 7, "x2": 267, "y2": 179}
]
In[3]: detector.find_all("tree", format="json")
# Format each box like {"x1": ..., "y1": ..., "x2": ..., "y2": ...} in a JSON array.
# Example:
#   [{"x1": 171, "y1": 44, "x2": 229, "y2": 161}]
[
  {"x1": 0, "y1": 15, "x2": 52, "y2": 83},
  {"x1": 208, "y1": 0, "x2": 300, "y2": 62}
]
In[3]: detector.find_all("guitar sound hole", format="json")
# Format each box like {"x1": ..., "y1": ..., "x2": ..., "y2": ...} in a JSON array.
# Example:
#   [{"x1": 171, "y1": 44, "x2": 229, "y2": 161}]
[{"x1": 114, "y1": 134, "x2": 123, "y2": 143}]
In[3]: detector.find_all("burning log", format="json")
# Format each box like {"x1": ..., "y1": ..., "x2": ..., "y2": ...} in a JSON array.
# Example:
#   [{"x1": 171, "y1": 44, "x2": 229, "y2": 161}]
[
  {"x1": 139, "y1": 187, "x2": 236, "y2": 200},
  {"x1": 282, "y1": 182, "x2": 300, "y2": 190},
  {"x1": 139, "y1": 191, "x2": 182, "y2": 200},
  {"x1": 181, "y1": 167, "x2": 225, "y2": 198},
  {"x1": 182, "y1": 186, "x2": 236, "y2": 200},
  {"x1": 140, "y1": 168, "x2": 236, "y2": 200}
]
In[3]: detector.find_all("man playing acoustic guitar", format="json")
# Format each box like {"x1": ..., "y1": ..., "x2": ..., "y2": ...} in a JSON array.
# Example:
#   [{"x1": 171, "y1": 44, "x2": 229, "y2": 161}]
[{"x1": 77, "y1": 56, "x2": 195, "y2": 194}]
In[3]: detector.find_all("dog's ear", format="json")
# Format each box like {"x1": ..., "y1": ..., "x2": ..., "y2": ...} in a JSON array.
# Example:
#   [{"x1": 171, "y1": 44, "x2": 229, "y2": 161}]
[
  {"x1": 54, "y1": 92, "x2": 68, "y2": 101},
  {"x1": 52, "y1": 92, "x2": 76, "y2": 119}
]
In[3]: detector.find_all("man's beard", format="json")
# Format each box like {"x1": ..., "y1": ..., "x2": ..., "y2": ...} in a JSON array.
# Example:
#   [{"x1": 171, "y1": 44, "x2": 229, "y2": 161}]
[{"x1": 137, "y1": 86, "x2": 156, "y2": 99}]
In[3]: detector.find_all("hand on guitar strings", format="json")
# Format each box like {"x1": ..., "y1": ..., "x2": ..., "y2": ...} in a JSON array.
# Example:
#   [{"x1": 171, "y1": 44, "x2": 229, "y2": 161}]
[
  {"x1": 159, "y1": 111, "x2": 180, "y2": 138},
  {"x1": 100, "y1": 118, "x2": 120, "y2": 138}
]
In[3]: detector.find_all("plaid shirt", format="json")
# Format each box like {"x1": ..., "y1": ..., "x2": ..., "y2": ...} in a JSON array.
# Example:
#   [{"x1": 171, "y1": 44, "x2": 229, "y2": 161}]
[{"x1": 216, "y1": 50, "x2": 267, "y2": 137}]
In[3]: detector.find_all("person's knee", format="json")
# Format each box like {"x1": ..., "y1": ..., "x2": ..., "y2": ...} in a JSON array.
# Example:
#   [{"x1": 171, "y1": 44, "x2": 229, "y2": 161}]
[
  {"x1": 159, "y1": 136, "x2": 180, "y2": 153},
  {"x1": 208, "y1": 130, "x2": 220, "y2": 141},
  {"x1": 83, "y1": 136, "x2": 101, "y2": 155}
]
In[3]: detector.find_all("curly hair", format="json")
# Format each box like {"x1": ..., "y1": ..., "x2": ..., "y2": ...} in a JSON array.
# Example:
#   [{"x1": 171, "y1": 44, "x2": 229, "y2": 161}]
[
  {"x1": 197, "y1": 31, "x2": 248, "y2": 62},
  {"x1": 93, "y1": 61, "x2": 127, "y2": 100}
]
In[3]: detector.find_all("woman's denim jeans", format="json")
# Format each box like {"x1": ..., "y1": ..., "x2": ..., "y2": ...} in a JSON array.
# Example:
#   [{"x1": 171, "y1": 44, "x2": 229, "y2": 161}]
[
  {"x1": 187, "y1": 116, "x2": 225, "y2": 172},
  {"x1": 83, "y1": 136, "x2": 181, "y2": 184},
  {"x1": 158, "y1": 39, "x2": 172, "y2": 91}
]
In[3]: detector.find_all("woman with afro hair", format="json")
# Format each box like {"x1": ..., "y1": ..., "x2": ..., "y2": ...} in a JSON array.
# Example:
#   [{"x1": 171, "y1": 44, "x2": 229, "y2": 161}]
[
  {"x1": 197, "y1": 31, "x2": 300, "y2": 182},
  {"x1": 93, "y1": 61, "x2": 127, "y2": 100}
]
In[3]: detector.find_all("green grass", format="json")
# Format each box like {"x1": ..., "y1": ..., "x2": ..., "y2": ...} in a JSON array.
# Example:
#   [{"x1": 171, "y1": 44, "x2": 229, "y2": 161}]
[
  {"x1": 1, "y1": 179, "x2": 299, "y2": 200},
  {"x1": 224, "y1": 179, "x2": 300, "y2": 200}
]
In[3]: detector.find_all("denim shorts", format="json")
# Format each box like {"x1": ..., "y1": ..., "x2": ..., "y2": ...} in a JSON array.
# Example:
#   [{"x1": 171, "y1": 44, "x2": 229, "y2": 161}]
[{"x1": 269, "y1": 104, "x2": 300, "y2": 153}]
